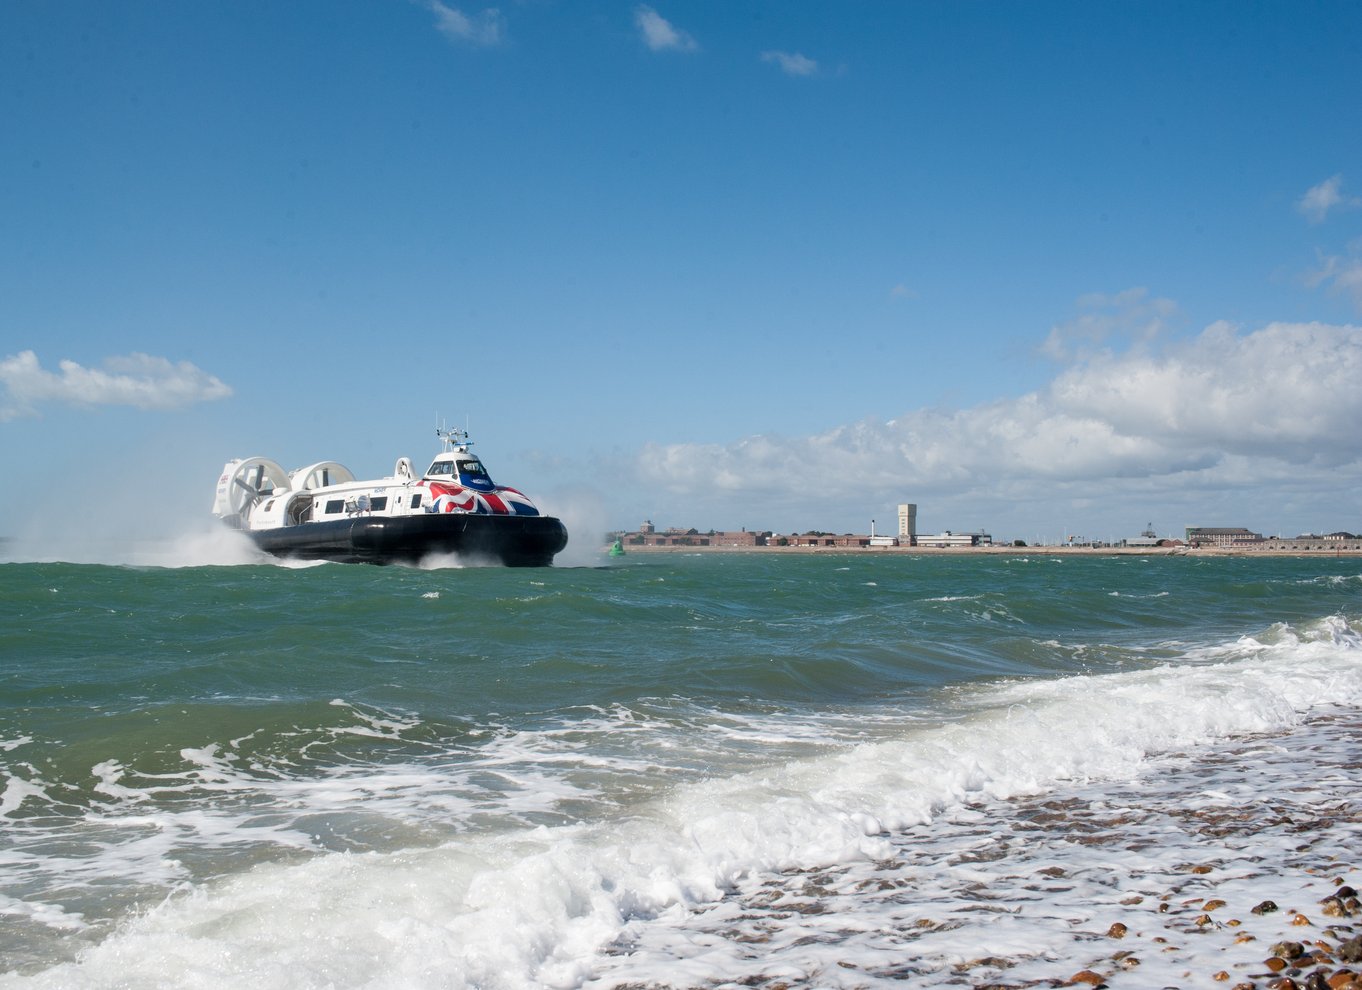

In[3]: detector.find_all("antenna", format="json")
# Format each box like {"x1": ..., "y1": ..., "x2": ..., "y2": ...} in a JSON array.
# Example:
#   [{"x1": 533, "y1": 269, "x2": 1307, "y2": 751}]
[
  {"x1": 434, "y1": 413, "x2": 474, "y2": 451},
  {"x1": 436, "y1": 423, "x2": 473, "y2": 451}
]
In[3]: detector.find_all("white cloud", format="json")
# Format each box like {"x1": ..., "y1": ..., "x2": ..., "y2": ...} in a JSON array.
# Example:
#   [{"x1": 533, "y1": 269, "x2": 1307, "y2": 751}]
[
  {"x1": 635, "y1": 6, "x2": 698, "y2": 53},
  {"x1": 1050, "y1": 321, "x2": 1361, "y2": 460},
  {"x1": 760, "y1": 50, "x2": 818, "y2": 76},
  {"x1": 1042, "y1": 287, "x2": 1178, "y2": 360},
  {"x1": 0, "y1": 350, "x2": 233, "y2": 422},
  {"x1": 423, "y1": 1, "x2": 504, "y2": 46},
  {"x1": 1307, "y1": 246, "x2": 1362, "y2": 311},
  {"x1": 1298, "y1": 174, "x2": 1359, "y2": 224},
  {"x1": 634, "y1": 320, "x2": 1362, "y2": 524}
]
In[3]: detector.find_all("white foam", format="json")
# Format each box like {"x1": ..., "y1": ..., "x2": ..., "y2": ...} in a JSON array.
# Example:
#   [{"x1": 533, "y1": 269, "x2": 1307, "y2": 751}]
[
  {"x1": 3, "y1": 615, "x2": 1360, "y2": 988},
  {"x1": 0, "y1": 774, "x2": 50, "y2": 817},
  {"x1": 414, "y1": 550, "x2": 470, "y2": 569},
  {"x1": 596, "y1": 714, "x2": 1362, "y2": 989},
  {"x1": 0, "y1": 893, "x2": 87, "y2": 932}
]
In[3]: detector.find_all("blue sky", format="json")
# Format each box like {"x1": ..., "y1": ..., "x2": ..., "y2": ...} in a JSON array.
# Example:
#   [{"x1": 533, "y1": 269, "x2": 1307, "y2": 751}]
[{"x1": 3, "y1": 0, "x2": 1361, "y2": 548}]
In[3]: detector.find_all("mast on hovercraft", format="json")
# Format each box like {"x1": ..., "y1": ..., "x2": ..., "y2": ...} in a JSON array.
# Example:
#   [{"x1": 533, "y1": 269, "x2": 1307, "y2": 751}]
[{"x1": 436, "y1": 425, "x2": 473, "y2": 453}]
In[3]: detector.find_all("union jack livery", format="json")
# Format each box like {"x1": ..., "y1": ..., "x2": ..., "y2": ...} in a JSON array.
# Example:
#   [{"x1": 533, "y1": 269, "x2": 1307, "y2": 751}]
[
  {"x1": 419, "y1": 480, "x2": 540, "y2": 516},
  {"x1": 211, "y1": 427, "x2": 567, "y2": 566}
]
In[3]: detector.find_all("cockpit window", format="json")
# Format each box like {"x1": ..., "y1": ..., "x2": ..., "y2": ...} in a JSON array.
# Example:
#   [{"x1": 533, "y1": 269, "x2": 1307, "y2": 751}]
[
  {"x1": 425, "y1": 460, "x2": 455, "y2": 476},
  {"x1": 458, "y1": 460, "x2": 489, "y2": 479}
]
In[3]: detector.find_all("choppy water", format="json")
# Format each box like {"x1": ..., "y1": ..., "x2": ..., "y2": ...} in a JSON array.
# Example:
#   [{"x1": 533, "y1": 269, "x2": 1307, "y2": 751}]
[{"x1": 1, "y1": 543, "x2": 1360, "y2": 988}]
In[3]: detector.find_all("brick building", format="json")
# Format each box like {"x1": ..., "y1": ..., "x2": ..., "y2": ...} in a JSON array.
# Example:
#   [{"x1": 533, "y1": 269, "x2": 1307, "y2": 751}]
[{"x1": 1185, "y1": 527, "x2": 1263, "y2": 547}]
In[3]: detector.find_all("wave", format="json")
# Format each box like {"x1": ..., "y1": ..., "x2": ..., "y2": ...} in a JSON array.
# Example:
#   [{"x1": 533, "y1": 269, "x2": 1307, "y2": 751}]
[{"x1": 4, "y1": 613, "x2": 1359, "y2": 988}]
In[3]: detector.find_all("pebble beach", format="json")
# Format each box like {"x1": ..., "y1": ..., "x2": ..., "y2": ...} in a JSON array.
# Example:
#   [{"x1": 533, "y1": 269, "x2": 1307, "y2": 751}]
[{"x1": 590, "y1": 711, "x2": 1362, "y2": 990}]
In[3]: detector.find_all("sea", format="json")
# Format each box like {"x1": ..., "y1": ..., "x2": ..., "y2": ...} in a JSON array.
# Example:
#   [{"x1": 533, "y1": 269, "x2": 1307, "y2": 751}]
[{"x1": 2, "y1": 539, "x2": 1361, "y2": 989}]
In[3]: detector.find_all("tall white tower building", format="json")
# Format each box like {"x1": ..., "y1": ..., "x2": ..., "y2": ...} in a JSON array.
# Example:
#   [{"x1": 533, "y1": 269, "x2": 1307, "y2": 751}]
[{"x1": 898, "y1": 503, "x2": 917, "y2": 544}]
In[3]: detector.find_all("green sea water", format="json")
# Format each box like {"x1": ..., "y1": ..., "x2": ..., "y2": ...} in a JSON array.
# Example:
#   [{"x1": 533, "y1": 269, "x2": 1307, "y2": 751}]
[{"x1": 2, "y1": 550, "x2": 1360, "y2": 987}]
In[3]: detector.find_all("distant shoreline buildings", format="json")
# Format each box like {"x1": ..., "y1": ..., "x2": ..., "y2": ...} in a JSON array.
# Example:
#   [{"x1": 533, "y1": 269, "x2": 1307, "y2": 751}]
[
  {"x1": 1185, "y1": 527, "x2": 1362, "y2": 551},
  {"x1": 608, "y1": 507, "x2": 1361, "y2": 552},
  {"x1": 620, "y1": 504, "x2": 992, "y2": 550}
]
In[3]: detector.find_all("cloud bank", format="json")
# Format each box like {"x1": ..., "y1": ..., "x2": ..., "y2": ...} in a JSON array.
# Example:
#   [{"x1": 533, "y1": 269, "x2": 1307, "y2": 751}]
[
  {"x1": 634, "y1": 320, "x2": 1362, "y2": 529},
  {"x1": 0, "y1": 350, "x2": 233, "y2": 421}
]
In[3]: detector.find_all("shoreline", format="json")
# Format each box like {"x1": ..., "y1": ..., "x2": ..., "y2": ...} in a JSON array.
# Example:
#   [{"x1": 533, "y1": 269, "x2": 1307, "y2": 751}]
[
  {"x1": 593, "y1": 709, "x2": 1362, "y2": 989},
  {"x1": 605, "y1": 543, "x2": 1362, "y2": 557}
]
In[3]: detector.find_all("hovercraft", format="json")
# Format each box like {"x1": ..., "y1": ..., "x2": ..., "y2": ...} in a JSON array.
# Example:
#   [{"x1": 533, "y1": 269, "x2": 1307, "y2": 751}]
[{"x1": 212, "y1": 428, "x2": 568, "y2": 566}]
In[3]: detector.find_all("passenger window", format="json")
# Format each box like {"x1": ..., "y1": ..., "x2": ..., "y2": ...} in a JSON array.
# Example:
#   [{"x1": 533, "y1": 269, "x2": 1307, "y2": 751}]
[{"x1": 325, "y1": 500, "x2": 344, "y2": 514}]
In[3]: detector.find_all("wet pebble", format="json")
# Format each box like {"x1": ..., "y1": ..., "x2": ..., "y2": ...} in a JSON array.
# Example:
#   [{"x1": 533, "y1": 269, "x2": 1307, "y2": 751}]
[{"x1": 1067, "y1": 969, "x2": 1107, "y2": 986}]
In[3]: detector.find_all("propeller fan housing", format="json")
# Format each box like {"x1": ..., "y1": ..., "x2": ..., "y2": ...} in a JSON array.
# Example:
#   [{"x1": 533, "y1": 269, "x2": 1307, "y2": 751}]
[{"x1": 212, "y1": 457, "x2": 291, "y2": 523}]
